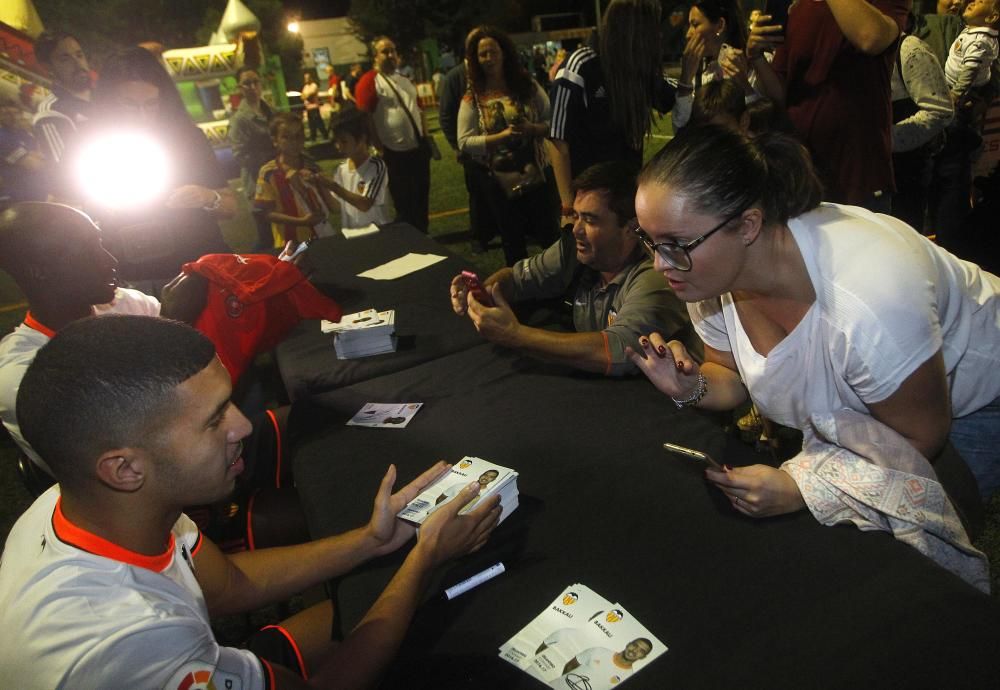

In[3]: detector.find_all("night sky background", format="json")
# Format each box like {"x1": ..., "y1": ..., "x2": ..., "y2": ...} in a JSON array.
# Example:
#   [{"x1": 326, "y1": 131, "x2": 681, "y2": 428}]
[{"x1": 295, "y1": 0, "x2": 352, "y2": 19}]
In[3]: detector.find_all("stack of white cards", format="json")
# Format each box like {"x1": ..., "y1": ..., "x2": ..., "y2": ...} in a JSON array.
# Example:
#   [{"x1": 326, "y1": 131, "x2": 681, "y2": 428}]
[
  {"x1": 321, "y1": 309, "x2": 396, "y2": 359},
  {"x1": 397, "y1": 456, "x2": 519, "y2": 525},
  {"x1": 342, "y1": 223, "x2": 380, "y2": 239},
  {"x1": 500, "y1": 584, "x2": 666, "y2": 689}
]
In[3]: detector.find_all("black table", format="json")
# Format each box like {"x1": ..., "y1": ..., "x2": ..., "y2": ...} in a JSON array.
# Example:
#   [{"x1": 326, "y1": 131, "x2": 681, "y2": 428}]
[
  {"x1": 274, "y1": 224, "x2": 484, "y2": 400},
  {"x1": 291, "y1": 344, "x2": 1000, "y2": 688}
]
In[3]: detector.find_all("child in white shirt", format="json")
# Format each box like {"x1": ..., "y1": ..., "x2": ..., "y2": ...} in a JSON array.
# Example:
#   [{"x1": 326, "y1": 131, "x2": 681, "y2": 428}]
[
  {"x1": 317, "y1": 107, "x2": 391, "y2": 229},
  {"x1": 945, "y1": 0, "x2": 999, "y2": 110}
]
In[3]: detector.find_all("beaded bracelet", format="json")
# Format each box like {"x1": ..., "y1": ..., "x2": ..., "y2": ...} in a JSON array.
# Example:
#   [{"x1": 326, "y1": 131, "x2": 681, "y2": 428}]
[
  {"x1": 671, "y1": 372, "x2": 708, "y2": 409},
  {"x1": 202, "y1": 190, "x2": 222, "y2": 212}
]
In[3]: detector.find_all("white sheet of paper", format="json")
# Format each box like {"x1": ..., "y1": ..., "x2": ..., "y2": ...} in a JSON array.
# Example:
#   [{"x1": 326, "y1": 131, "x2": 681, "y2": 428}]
[
  {"x1": 357, "y1": 253, "x2": 447, "y2": 280},
  {"x1": 342, "y1": 223, "x2": 380, "y2": 239}
]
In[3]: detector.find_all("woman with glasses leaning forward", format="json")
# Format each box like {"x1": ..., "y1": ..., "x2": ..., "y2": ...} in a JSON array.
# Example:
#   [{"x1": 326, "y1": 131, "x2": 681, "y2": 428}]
[{"x1": 628, "y1": 123, "x2": 1000, "y2": 514}]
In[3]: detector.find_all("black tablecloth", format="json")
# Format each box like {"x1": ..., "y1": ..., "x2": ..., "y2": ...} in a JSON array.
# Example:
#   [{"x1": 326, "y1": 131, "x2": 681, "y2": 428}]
[
  {"x1": 292, "y1": 345, "x2": 1000, "y2": 688},
  {"x1": 274, "y1": 224, "x2": 483, "y2": 399}
]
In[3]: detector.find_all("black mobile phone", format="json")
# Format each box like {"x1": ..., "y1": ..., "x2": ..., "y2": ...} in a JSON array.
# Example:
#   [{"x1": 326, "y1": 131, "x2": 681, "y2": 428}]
[{"x1": 663, "y1": 442, "x2": 723, "y2": 471}]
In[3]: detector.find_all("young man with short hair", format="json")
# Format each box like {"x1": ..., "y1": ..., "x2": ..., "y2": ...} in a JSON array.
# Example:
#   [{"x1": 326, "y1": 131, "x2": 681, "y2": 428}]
[
  {"x1": 229, "y1": 65, "x2": 276, "y2": 250},
  {"x1": 32, "y1": 30, "x2": 92, "y2": 166},
  {"x1": 0, "y1": 315, "x2": 500, "y2": 688},
  {"x1": 548, "y1": 638, "x2": 652, "y2": 689},
  {"x1": 0, "y1": 202, "x2": 159, "y2": 473}
]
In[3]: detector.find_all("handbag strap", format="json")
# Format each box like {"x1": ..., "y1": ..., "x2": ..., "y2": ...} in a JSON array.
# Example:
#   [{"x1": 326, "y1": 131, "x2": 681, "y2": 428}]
[
  {"x1": 470, "y1": 89, "x2": 489, "y2": 138},
  {"x1": 377, "y1": 72, "x2": 422, "y2": 140}
]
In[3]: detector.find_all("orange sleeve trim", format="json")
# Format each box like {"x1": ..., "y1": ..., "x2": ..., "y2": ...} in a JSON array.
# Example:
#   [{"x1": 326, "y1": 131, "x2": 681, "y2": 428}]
[
  {"x1": 246, "y1": 489, "x2": 259, "y2": 551},
  {"x1": 266, "y1": 408, "x2": 283, "y2": 489},
  {"x1": 260, "y1": 624, "x2": 310, "y2": 679},
  {"x1": 601, "y1": 331, "x2": 612, "y2": 376},
  {"x1": 52, "y1": 496, "x2": 175, "y2": 572},
  {"x1": 24, "y1": 312, "x2": 57, "y2": 338},
  {"x1": 259, "y1": 657, "x2": 276, "y2": 690}
]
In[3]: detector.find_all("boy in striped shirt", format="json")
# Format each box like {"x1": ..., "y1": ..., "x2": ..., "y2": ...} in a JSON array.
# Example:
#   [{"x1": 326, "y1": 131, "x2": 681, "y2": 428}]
[{"x1": 319, "y1": 107, "x2": 391, "y2": 229}]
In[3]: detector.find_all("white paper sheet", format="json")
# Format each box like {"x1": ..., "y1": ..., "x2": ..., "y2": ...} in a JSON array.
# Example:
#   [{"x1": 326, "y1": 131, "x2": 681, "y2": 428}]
[{"x1": 357, "y1": 253, "x2": 447, "y2": 280}]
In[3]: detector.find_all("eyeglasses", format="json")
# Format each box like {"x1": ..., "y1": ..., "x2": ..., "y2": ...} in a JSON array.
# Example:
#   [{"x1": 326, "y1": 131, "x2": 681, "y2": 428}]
[
  {"x1": 240, "y1": 78, "x2": 261, "y2": 87},
  {"x1": 632, "y1": 207, "x2": 746, "y2": 272}
]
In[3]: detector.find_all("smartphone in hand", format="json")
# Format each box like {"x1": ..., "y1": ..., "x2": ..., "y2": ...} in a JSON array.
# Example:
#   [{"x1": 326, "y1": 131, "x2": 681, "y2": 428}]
[
  {"x1": 461, "y1": 270, "x2": 494, "y2": 307},
  {"x1": 663, "y1": 443, "x2": 724, "y2": 471}
]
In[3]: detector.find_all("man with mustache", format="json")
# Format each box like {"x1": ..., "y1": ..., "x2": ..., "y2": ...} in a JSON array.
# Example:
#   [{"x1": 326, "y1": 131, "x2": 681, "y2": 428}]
[{"x1": 449, "y1": 162, "x2": 694, "y2": 376}]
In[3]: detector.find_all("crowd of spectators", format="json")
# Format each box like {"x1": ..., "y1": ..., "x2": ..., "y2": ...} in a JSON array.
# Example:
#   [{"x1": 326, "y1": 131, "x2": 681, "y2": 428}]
[{"x1": 4, "y1": 1, "x2": 997, "y2": 264}]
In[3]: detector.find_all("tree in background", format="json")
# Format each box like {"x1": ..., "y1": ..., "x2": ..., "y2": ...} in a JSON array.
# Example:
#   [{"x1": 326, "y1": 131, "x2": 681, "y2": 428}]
[
  {"x1": 32, "y1": 0, "x2": 301, "y2": 83},
  {"x1": 34, "y1": 0, "x2": 209, "y2": 66},
  {"x1": 349, "y1": 0, "x2": 512, "y2": 57}
]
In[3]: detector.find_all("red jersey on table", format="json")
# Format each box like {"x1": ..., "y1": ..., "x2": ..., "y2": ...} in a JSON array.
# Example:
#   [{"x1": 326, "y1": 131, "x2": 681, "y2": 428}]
[{"x1": 183, "y1": 253, "x2": 342, "y2": 382}]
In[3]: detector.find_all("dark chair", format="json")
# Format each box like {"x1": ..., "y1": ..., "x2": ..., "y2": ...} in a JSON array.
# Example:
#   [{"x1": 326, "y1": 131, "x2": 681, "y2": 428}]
[
  {"x1": 934, "y1": 440, "x2": 985, "y2": 541},
  {"x1": 2, "y1": 426, "x2": 56, "y2": 498},
  {"x1": 16, "y1": 453, "x2": 56, "y2": 498}
]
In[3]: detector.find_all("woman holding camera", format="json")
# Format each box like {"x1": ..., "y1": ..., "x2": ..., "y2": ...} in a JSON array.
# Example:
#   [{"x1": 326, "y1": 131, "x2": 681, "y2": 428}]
[{"x1": 457, "y1": 26, "x2": 556, "y2": 266}]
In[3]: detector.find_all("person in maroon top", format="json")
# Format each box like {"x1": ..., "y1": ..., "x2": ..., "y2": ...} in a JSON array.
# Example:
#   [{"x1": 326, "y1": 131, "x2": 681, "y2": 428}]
[{"x1": 748, "y1": 0, "x2": 910, "y2": 210}]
